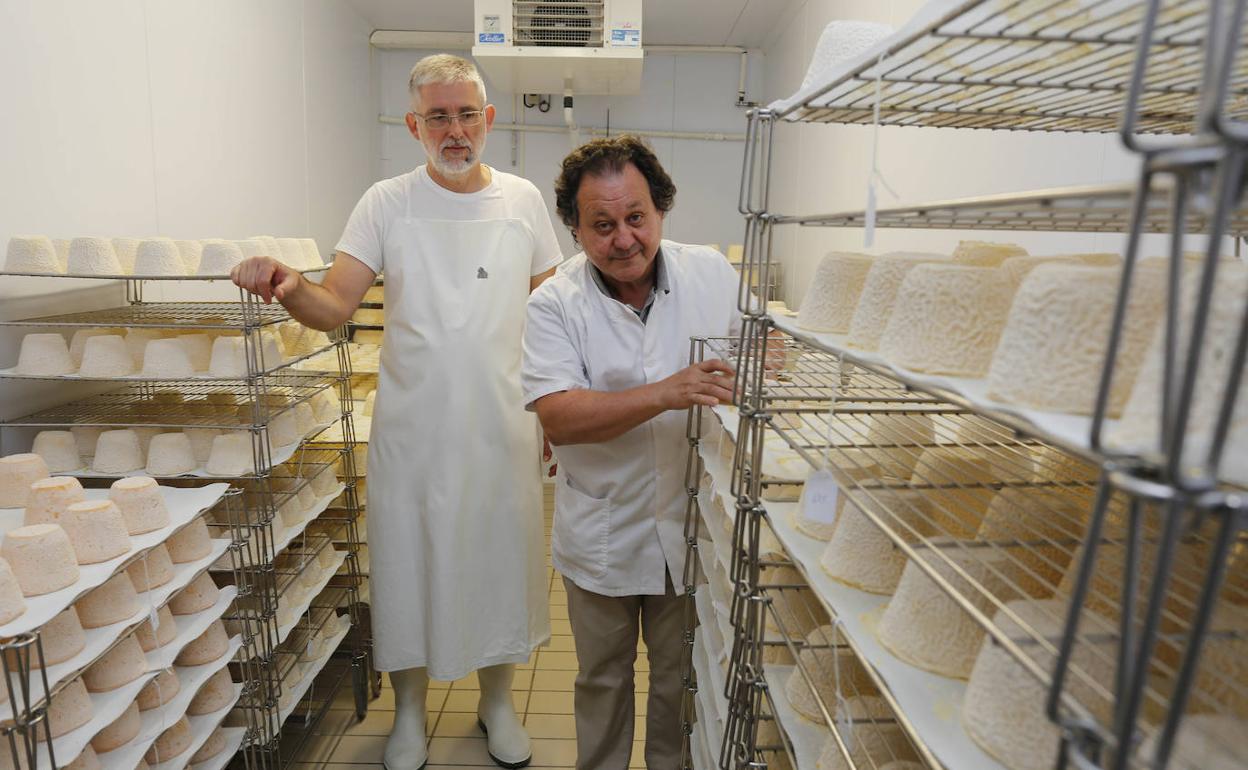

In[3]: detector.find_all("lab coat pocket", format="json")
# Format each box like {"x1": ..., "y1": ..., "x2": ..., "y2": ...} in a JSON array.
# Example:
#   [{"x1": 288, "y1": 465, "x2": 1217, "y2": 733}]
[{"x1": 552, "y1": 478, "x2": 610, "y2": 580}]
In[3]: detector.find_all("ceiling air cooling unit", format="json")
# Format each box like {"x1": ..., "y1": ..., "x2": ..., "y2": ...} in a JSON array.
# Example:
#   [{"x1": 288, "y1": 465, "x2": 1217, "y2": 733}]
[{"x1": 473, "y1": 0, "x2": 643, "y2": 95}]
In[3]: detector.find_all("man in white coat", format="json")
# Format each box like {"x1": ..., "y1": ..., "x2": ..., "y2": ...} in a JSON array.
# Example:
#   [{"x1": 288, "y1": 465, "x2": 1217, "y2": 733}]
[
  {"x1": 231, "y1": 55, "x2": 560, "y2": 770},
  {"x1": 521, "y1": 136, "x2": 740, "y2": 769}
]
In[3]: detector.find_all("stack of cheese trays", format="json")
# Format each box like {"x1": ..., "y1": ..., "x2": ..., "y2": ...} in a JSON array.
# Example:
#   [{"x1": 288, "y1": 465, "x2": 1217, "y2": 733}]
[
  {"x1": 3, "y1": 235, "x2": 325, "y2": 277},
  {"x1": 8, "y1": 326, "x2": 303, "y2": 378}
]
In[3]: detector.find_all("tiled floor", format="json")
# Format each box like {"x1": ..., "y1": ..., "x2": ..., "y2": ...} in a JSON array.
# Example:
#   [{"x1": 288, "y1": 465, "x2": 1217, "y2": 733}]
[{"x1": 293, "y1": 485, "x2": 652, "y2": 769}]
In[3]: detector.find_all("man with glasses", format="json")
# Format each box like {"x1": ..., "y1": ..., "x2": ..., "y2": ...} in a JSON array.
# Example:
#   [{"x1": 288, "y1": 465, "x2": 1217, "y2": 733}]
[{"x1": 231, "y1": 54, "x2": 561, "y2": 770}]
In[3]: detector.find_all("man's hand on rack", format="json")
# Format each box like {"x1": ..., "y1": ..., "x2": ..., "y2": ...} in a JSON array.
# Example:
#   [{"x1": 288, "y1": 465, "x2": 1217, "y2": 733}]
[
  {"x1": 656, "y1": 359, "x2": 736, "y2": 410},
  {"x1": 231, "y1": 257, "x2": 301, "y2": 304}
]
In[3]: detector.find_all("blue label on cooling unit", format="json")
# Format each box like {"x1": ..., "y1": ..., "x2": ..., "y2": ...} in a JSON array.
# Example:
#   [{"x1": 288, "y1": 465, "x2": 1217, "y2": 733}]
[
  {"x1": 479, "y1": 32, "x2": 505, "y2": 44},
  {"x1": 610, "y1": 29, "x2": 640, "y2": 47}
]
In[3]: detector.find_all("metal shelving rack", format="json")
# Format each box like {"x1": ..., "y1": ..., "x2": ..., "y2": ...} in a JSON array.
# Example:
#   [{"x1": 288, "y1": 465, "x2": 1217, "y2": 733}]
[
  {"x1": 691, "y1": 1, "x2": 1248, "y2": 769},
  {"x1": 0, "y1": 269, "x2": 370, "y2": 770}
]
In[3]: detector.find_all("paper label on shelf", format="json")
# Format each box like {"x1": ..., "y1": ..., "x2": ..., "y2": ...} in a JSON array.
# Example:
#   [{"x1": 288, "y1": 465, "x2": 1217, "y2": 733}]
[{"x1": 801, "y1": 469, "x2": 839, "y2": 524}]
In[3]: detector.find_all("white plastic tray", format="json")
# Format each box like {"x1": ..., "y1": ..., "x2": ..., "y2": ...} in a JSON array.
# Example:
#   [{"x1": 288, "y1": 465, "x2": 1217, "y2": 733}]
[
  {"x1": 277, "y1": 615, "x2": 351, "y2": 726},
  {"x1": 96, "y1": 636, "x2": 243, "y2": 770},
  {"x1": 275, "y1": 551, "x2": 348, "y2": 645},
  {"x1": 0, "y1": 538, "x2": 230, "y2": 723},
  {"x1": 151, "y1": 681, "x2": 243, "y2": 770},
  {"x1": 0, "y1": 486, "x2": 228, "y2": 637},
  {"x1": 762, "y1": 665, "x2": 830, "y2": 769},
  {"x1": 40, "y1": 670, "x2": 160, "y2": 770},
  {"x1": 766, "y1": 501, "x2": 1007, "y2": 770},
  {"x1": 187, "y1": 727, "x2": 246, "y2": 770}
]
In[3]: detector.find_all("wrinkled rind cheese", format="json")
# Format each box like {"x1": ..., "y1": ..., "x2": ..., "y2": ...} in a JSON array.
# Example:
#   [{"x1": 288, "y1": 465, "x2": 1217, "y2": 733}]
[
  {"x1": 847, "y1": 254, "x2": 946, "y2": 350},
  {"x1": 111, "y1": 238, "x2": 141, "y2": 274},
  {"x1": 141, "y1": 338, "x2": 195, "y2": 378},
  {"x1": 67, "y1": 238, "x2": 124, "y2": 275},
  {"x1": 988, "y1": 264, "x2": 1164, "y2": 416},
  {"x1": 15, "y1": 333, "x2": 74, "y2": 376},
  {"x1": 5, "y1": 236, "x2": 61, "y2": 274},
  {"x1": 797, "y1": 252, "x2": 875, "y2": 333},
  {"x1": 79, "y1": 335, "x2": 134, "y2": 377},
  {"x1": 146, "y1": 432, "x2": 197, "y2": 476},
  {"x1": 197, "y1": 242, "x2": 245, "y2": 276},
  {"x1": 92, "y1": 430, "x2": 145, "y2": 474},
  {"x1": 951, "y1": 240, "x2": 1027, "y2": 266},
  {"x1": 133, "y1": 239, "x2": 186, "y2": 276},
  {"x1": 205, "y1": 433, "x2": 256, "y2": 476}
]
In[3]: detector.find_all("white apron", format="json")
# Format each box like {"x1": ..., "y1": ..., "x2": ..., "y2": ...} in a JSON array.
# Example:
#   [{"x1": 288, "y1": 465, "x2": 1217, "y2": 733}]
[{"x1": 366, "y1": 180, "x2": 549, "y2": 678}]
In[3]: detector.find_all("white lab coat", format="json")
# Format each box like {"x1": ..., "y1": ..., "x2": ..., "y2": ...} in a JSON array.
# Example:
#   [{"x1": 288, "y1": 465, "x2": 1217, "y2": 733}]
[
  {"x1": 342, "y1": 169, "x2": 558, "y2": 678},
  {"x1": 521, "y1": 242, "x2": 742, "y2": 597}
]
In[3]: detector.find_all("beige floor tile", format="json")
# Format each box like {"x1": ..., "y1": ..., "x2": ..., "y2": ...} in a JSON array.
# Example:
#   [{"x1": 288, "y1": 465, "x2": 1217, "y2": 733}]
[
  {"x1": 522, "y1": 713, "x2": 577, "y2": 740},
  {"x1": 629, "y1": 740, "x2": 646, "y2": 768},
  {"x1": 527, "y1": 690, "x2": 575, "y2": 715},
  {"x1": 544, "y1": 635, "x2": 576, "y2": 652},
  {"x1": 289, "y1": 731, "x2": 341, "y2": 764},
  {"x1": 536, "y1": 651, "x2": 578, "y2": 671},
  {"x1": 442, "y1": 689, "x2": 527, "y2": 713},
  {"x1": 327, "y1": 734, "x2": 388, "y2": 764},
  {"x1": 548, "y1": 593, "x2": 568, "y2": 606},
  {"x1": 635, "y1": 693, "x2": 647, "y2": 716},
  {"x1": 426, "y1": 736, "x2": 493, "y2": 766},
  {"x1": 452, "y1": 672, "x2": 479, "y2": 689},
  {"x1": 293, "y1": 764, "x2": 386, "y2": 770},
  {"x1": 531, "y1": 670, "x2": 577, "y2": 691},
  {"x1": 432, "y1": 711, "x2": 486, "y2": 738},
  {"x1": 315, "y1": 708, "x2": 396, "y2": 737},
  {"x1": 548, "y1": 604, "x2": 569, "y2": 621},
  {"x1": 511, "y1": 669, "x2": 534, "y2": 690},
  {"x1": 550, "y1": 619, "x2": 572, "y2": 635},
  {"x1": 529, "y1": 738, "x2": 579, "y2": 767}
]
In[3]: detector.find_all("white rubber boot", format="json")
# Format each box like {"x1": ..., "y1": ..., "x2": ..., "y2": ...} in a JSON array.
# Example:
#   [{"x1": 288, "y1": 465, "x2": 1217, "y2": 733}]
[
  {"x1": 476, "y1": 664, "x2": 531, "y2": 768},
  {"x1": 384, "y1": 668, "x2": 429, "y2": 770}
]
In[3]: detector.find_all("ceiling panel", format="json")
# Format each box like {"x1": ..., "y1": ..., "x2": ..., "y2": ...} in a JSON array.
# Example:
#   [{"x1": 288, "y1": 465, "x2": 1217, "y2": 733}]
[{"x1": 348, "y1": 0, "x2": 796, "y2": 47}]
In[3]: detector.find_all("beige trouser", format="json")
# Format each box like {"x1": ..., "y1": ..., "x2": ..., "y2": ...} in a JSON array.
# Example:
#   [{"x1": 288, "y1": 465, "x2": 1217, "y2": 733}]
[{"x1": 564, "y1": 572, "x2": 685, "y2": 770}]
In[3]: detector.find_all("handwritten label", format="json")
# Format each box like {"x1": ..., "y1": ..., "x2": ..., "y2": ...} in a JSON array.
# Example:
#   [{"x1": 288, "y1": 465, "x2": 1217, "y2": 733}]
[{"x1": 802, "y1": 468, "x2": 840, "y2": 525}]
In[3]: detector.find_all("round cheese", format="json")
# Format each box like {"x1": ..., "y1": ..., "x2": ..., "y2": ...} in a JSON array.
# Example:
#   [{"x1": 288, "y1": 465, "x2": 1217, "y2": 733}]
[
  {"x1": 879, "y1": 264, "x2": 1016, "y2": 377},
  {"x1": 69, "y1": 329, "x2": 115, "y2": 368},
  {"x1": 310, "y1": 465, "x2": 340, "y2": 497},
  {"x1": 0, "y1": 558, "x2": 26, "y2": 624},
  {"x1": 127, "y1": 544, "x2": 175, "y2": 591},
  {"x1": 208, "y1": 336, "x2": 247, "y2": 378},
  {"x1": 196, "y1": 242, "x2": 245, "y2": 276},
  {"x1": 124, "y1": 329, "x2": 163, "y2": 369},
  {"x1": 3, "y1": 524, "x2": 79, "y2": 596},
  {"x1": 31, "y1": 431, "x2": 81, "y2": 473},
  {"x1": 5, "y1": 235, "x2": 61, "y2": 274},
  {"x1": 169, "y1": 571, "x2": 220, "y2": 616},
  {"x1": 177, "y1": 333, "x2": 213, "y2": 372},
  {"x1": 15, "y1": 333, "x2": 74, "y2": 376},
  {"x1": 92, "y1": 430, "x2": 145, "y2": 474},
  {"x1": 133, "y1": 239, "x2": 186, "y2": 276},
  {"x1": 78, "y1": 333, "x2": 135, "y2": 379},
  {"x1": 23, "y1": 476, "x2": 86, "y2": 526},
  {"x1": 876, "y1": 539, "x2": 1021, "y2": 679},
  {"x1": 298, "y1": 238, "x2": 323, "y2": 268},
  {"x1": 34, "y1": 607, "x2": 86, "y2": 668},
  {"x1": 141, "y1": 338, "x2": 195, "y2": 378},
  {"x1": 167, "y1": 516, "x2": 212, "y2": 563},
  {"x1": 71, "y1": 426, "x2": 107, "y2": 459},
  {"x1": 975, "y1": 487, "x2": 1088, "y2": 599},
  {"x1": 310, "y1": 388, "x2": 341, "y2": 423},
  {"x1": 174, "y1": 619, "x2": 229, "y2": 666},
  {"x1": 188, "y1": 667, "x2": 235, "y2": 715},
  {"x1": 52, "y1": 239, "x2": 70, "y2": 271},
  {"x1": 174, "y1": 240, "x2": 202, "y2": 272},
  {"x1": 951, "y1": 239, "x2": 1027, "y2": 266},
  {"x1": 0, "y1": 454, "x2": 50, "y2": 509},
  {"x1": 145, "y1": 432, "x2": 197, "y2": 476},
  {"x1": 205, "y1": 433, "x2": 255, "y2": 476},
  {"x1": 83, "y1": 633, "x2": 147, "y2": 692},
  {"x1": 987, "y1": 263, "x2": 1165, "y2": 416},
  {"x1": 191, "y1": 727, "x2": 229, "y2": 763},
  {"x1": 111, "y1": 238, "x2": 140, "y2": 274},
  {"x1": 136, "y1": 668, "x2": 180, "y2": 711},
  {"x1": 907, "y1": 447, "x2": 998, "y2": 537},
  {"x1": 65, "y1": 747, "x2": 100, "y2": 770},
  {"x1": 75, "y1": 572, "x2": 140, "y2": 628},
  {"x1": 847, "y1": 253, "x2": 947, "y2": 351},
  {"x1": 797, "y1": 252, "x2": 874, "y2": 333},
  {"x1": 134, "y1": 604, "x2": 177, "y2": 652},
  {"x1": 1146, "y1": 715, "x2": 1248, "y2": 770},
  {"x1": 145, "y1": 716, "x2": 193, "y2": 764},
  {"x1": 761, "y1": 560, "x2": 825, "y2": 637},
  {"x1": 48, "y1": 677, "x2": 94, "y2": 738},
  {"x1": 183, "y1": 428, "x2": 222, "y2": 465},
  {"x1": 60, "y1": 500, "x2": 132, "y2": 564},
  {"x1": 108, "y1": 476, "x2": 170, "y2": 535},
  {"x1": 815, "y1": 707, "x2": 919, "y2": 769},
  {"x1": 819, "y1": 491, "x2": 930, "y2": 594},
  {"x1": 67, "y1": 237, "x2": 123, "y2": 275},
  {"x1": 293, "y1": 401, "x2": 316, "y2": 436},
  {"x1": 784, "y1": 626, "x2": 876, "y2": 723}
]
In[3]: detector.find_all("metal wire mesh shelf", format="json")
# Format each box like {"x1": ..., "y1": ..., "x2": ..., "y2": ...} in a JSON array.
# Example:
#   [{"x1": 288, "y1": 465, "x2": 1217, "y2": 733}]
[
  {"x1": 0, "y1": 302, "x2": 294, "y2": 330},
  {"x1": 770, "y1": 0, "x2": 1245, "y2": 133},
  {"x1": 0, "y1": 266, "x2": 328, "y2": 281},
  {"x1": 777, "y1": 182, "x2": 1248, "y2": 234}
]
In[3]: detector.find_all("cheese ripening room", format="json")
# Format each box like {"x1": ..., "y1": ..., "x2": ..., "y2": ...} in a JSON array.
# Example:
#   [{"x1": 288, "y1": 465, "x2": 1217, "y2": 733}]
[{"x1": 0, "y1": 2, "x2": 1245, "y2": 770}]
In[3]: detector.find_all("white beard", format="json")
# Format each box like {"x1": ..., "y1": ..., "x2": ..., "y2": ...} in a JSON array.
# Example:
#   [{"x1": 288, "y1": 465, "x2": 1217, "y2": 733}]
[{"x1": 426, "y1": 135, "x2": 484, "y2": 179}]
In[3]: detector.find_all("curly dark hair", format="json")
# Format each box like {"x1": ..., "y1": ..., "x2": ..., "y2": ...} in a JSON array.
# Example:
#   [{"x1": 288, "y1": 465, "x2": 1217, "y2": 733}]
[{"x1": 554, "y1": 135, "x2": 676, "y2": 232}]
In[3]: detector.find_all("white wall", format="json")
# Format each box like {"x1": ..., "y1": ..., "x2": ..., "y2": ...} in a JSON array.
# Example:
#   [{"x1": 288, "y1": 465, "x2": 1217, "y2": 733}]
[
  {"x1": 761, "y1": 1, "x2": 1218, "y2": 307},
  {"x1": 0, "y1": 0, "x2": 376, "y2": 430},
  {"x1": 0, "y1": 0, "x2": 376, "y2": 262},
  {"x1": 375, "y1": 48, "x2": 764, "y2": 259}
]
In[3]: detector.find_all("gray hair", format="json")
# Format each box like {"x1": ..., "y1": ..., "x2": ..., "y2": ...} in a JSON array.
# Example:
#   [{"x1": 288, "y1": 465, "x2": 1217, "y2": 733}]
[{"x1": 408, "y1": 54, "x2": 487, "y2": 111}]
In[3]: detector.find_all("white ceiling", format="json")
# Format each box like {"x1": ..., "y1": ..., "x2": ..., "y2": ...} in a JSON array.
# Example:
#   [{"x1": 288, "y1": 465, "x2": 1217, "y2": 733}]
[{"x1": 343, "y1": 0, "x2": 797, "y2": 47}]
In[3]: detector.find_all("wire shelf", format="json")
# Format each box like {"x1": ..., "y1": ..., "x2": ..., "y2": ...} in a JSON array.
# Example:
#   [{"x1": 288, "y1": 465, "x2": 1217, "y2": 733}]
[
  {"x1": 777, "y1": 182, "x2": 1248, "y2": 235},
  {"x1": 0, "y1": 302, "x2": 292, "y2": 330},
  {"x1": 0, "y1": 266, "x2": 328, "y2": 281},
  {"x1": 771, "y1": 0, "x2": 1246, "y2": 134},
  {"x1": 759, "y1": 395, "x2": 1248, "y2": 765}
]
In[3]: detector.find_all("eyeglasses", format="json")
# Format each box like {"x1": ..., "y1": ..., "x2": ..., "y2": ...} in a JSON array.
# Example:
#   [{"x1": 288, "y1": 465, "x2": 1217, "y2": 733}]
[{"x1": 415, "y1": 110, "x2": 486, "y2": 130}]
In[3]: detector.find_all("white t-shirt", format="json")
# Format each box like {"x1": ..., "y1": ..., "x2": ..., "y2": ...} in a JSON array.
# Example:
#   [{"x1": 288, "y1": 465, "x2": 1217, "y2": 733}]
[{"x1": 335, "y1": 165, "x2": 563, "y2": 277}]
